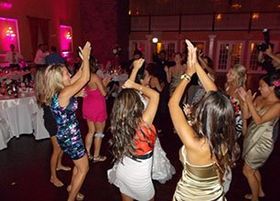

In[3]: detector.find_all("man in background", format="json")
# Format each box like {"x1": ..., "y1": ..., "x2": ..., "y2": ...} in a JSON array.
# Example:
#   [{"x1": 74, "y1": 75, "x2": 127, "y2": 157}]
[
  {"x1": 34, "y1": 44, "x2": 49, "y2": 66},
  {"x1": 5, "y1": 44, "x2": 24, "y2": 68},
  {"x1": 46, "y1": 46, "x2": 65, "y2": 65}
]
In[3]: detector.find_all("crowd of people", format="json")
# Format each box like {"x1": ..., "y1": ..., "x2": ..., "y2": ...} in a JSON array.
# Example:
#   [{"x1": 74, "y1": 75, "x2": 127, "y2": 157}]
[{"x1": 29, "y1": 39, "x2": 280, "y2": 201}]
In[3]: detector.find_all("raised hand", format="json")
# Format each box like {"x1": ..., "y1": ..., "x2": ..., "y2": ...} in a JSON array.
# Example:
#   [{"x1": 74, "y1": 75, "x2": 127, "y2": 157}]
[
  {"x1": 245, "y1": 89, "x2": 257, "y2": 104},
  {"x1": 237, "y1": 87, "x2": 247, "y2": 102},
  {"x1": 185, "y1": 39, "x2": 196, "y2": 76},
  {"x1": 102, "y1": 76, "x2": 111, "y2": 87},
  {"x1": 164, "y1": 65, "x2": 169, "y2": 73},
  {"x1": 122, "y1": 79, "x2": 135, "y2": 89},
  {"x1": 133, "y1": 58, "x2": 145, "y2": 70},
  {"x1": 79, "y1": 41, "x2": 91, "y2": 61}
]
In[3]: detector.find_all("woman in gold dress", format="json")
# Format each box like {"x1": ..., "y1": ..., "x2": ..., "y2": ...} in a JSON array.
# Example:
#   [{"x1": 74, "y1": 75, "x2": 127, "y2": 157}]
[
  {"x1": 169, "y1": 40, "x2": 239, "y2": 201},
  {"x1": 238, "y1": 71, "x2": 280, "y2": 201}
]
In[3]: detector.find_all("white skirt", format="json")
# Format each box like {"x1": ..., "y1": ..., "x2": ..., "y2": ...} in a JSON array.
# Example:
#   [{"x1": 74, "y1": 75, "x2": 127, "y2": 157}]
[
  {"x1": 152, "y1": 138, "x2": 176, "y2": 184},
  {"x1": 108, "y1": 155, "x2": 154, "y2": 201}
]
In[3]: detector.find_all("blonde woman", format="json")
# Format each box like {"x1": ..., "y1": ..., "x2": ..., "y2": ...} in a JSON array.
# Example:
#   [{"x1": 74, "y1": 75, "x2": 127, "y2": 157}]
[
  {"x1": 225, "y1": 64, "x2": 247, "y2": 137},
  {"x1": 164, "y1": 53, "x2": 186, "y2": 95},
  {"x1": 35, "y1": 67, "x2": 70, "y2": 188},
  {"x1": 44, "y1": 42, "x2": 91, "y2": 201}
]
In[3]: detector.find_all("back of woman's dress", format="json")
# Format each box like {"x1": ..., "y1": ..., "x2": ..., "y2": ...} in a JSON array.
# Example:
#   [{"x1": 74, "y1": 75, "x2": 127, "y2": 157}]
[
  {"x1": 243, "y1": 109, "x2": 279, "y2": 169},
  {"x1": 82, "y1": 86, "x2": 107, "y2": 122},
  {"x1": 173, "y1": 146, "x2": 225, "y2": 201}
]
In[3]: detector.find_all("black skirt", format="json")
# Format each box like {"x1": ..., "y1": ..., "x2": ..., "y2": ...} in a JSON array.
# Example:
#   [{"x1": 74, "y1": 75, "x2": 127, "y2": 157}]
[{"x1": 43, "y1": 105, "x2": 57, "y2": 136}]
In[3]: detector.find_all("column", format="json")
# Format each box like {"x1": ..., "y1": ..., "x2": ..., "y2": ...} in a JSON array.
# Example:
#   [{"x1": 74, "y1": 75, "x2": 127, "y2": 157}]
[{"x1": 208, "y1": 35, "x2": 216, "y2": 59}]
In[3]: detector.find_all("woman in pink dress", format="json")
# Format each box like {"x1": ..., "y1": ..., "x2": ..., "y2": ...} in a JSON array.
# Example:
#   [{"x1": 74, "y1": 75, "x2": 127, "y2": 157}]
[{"x1": 83, "y1": 57, "x2": 110, "y2": 162}]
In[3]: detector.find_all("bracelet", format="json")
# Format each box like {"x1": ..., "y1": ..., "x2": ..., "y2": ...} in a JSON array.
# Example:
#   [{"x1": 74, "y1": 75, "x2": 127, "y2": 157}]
[{"x1": 181, "y1": 73, "x2": 192, "y2": 81}]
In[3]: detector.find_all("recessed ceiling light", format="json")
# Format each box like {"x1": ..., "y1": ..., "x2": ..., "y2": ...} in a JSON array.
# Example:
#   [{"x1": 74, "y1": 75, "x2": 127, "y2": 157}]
[
  {"x1": 231, "y1": 3, "x2": 242, "y2": 9},
  {"x1": 252, "y1": 13, "x2": 259, "y2": 20}
]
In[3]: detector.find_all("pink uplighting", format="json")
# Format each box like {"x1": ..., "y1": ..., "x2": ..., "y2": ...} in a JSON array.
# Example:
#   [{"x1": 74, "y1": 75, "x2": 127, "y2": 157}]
[
  {"x1": 5, "y1": 26, "x2": 16, "y2": 39},
  {"x1": 0, "y1": 2, "x2": 12, "y2": 9},
  {"x1": 60, "y1": 25, "x2": 73, "y2": 57},
  {"x1": 66, "y1": 32, "x2": 72, "y2": 40},
  {"x1": 0, "y1": 17, "x2": 19, "y2": 52}
]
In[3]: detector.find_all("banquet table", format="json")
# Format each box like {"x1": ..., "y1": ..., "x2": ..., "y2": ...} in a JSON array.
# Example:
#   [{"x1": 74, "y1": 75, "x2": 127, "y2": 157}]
[
  {"x1": 0, "y1": 70, "x2": 30, "y2": 81},
  {"x1": 0, "y1": 94, "x2": 49, "y2": 150}
]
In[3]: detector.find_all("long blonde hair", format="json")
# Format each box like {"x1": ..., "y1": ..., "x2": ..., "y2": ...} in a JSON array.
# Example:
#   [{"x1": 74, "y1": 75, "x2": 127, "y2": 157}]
[
  {"x1": 44, "y1": 64, "x2": 65, "y2": 105},
  {"x1": 231, "y1": 64, "x2": 247, "y2": 88}
]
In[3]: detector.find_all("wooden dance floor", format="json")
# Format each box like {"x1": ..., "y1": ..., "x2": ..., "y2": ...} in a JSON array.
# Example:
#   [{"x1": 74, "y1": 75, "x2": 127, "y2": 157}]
[{"x1": 0, "y1": 106, "x2": 279, "y2": 201}]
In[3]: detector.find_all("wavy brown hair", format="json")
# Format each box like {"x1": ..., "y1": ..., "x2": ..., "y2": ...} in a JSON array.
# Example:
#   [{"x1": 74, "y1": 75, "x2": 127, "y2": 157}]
[
  {"x1": 110, "y1": 89, "x2": 152, "y2": 161},
  {"x1": 192, "y1": 91, "x2": 239, "y2": 180}
]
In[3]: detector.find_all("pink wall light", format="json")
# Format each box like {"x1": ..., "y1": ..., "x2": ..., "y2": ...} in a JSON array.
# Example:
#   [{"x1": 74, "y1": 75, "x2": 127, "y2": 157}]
[
  {"x1": 0, "y1": 17, "x2": 20, "y2": 54},
  {"x1": 0, "y1": 2, "x2": 13, "y2": 10},
  {"x1": 60, "y1": 25, "x2": 73, "y2": 55}
]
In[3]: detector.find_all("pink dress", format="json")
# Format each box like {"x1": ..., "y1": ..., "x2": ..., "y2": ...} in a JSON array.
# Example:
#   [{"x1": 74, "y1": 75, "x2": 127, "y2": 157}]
[{"x1": 82, "y1": 87, "x2": 107, "y2": 122}]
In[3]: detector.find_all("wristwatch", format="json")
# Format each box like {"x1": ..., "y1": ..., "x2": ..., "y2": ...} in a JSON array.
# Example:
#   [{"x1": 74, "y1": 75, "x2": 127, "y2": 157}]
[{"x1": 181, "y1": 73, "x2": 192, "y2": 81}]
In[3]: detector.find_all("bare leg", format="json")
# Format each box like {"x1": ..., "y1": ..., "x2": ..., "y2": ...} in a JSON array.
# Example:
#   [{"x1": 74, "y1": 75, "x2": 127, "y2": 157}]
[
  {"x1": 67, "y1": 155, "x2": 89, "y2": 201},
  {"x1": 50, "y1": 136, "x2": 64, "y2": 187},
  {"x1": 255, "y1": 170, "x2": 265, "y2": 197},
  {"x1": 121, "y1": 193, "x2": 133, "y2": 201},
  {"x1": 85, "y1": 120, "x2": 95, "y2": 157},
  {"x1": 56, "y1": 151, "x2": 71, "y2": 171},
  {"x1": 243, "y1": 163, "x2": 259, "y2": 201},
  {"x1": 93, "y1": 121, "x2": 106, "y2": 158}
]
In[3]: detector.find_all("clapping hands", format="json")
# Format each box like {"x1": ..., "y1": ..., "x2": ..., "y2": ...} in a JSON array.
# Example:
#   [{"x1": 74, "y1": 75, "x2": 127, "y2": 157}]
[
  {"x1": 185, "y1": 39, "x2": 197, "y2": 76},
  {"x1": 79, "y1": 41, "x2": 91, "y2": 61},
  {"x1": 237, "y1": 87, "x2": 257, "y2": 104}
]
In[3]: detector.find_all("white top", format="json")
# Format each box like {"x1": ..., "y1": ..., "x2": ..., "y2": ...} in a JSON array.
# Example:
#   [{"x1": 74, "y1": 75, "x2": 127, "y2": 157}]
[
  {"x1": 34, "y1": 49, "x2": 49, "y2": 64},
  {"x1": 5, "y1": 51, "x2": 23, "y2": 65}
]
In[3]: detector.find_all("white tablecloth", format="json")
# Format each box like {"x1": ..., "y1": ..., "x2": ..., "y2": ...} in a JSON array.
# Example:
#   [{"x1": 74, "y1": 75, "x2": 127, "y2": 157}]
[{"x1": 0, "y1": 95, "x2": 49, "y2": 150}]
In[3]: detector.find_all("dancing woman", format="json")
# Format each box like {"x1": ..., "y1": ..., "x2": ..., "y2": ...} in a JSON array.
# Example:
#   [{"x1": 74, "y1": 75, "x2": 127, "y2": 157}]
[
  {"x1": 83, "y1": 57, "x2": 109, "y2": 162},
  {"x1": 44, "y1": 42, "x2": 91, "y2": 201},
  {"x1": 239, "y1": 71, "x2": 280, "y2": 201},
  {"x1": 169, "y1": 40, "x2": 239, "y2": 200},
  {"x1": 109, "y1": 76, "x2": 159, "y2": 201}
]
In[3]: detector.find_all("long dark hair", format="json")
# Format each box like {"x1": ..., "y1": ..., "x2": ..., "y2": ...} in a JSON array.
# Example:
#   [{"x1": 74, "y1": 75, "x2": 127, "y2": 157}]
[
  {"x1": 262, "y1": 71, "x2": 280, "y2": 99},
  {"x1": 89, "y1": 56, "x2": 98, "y2": 73},
  {"x1": 192, "y1": 91, "x2": 239, "y2": 179},
  {"x1": 110, "y1": 89, "x2": 146, "y2": 161}
]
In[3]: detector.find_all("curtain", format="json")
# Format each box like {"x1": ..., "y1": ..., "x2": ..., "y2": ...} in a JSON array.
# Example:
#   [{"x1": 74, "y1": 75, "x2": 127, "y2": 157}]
[{"x1": 27, "y1": 16, "x2": 49, "y2": 56}]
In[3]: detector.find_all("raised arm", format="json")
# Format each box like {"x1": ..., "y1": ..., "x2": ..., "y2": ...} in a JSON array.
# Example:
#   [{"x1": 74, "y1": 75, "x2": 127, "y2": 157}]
[
  {"x1": 70, "y1": 65, "x2": 83, "y2": 84},
  {"x1": 59, "y1": 42, "x2": 91, "y2": 107},
  {"x1": 164, "y1": 66, "x2": 171, "y2": 83},
  {"x1": 129, "y1": 58, "x2": 145, "y2": 82},
  {"x1": 264, "y1": 46, "x2": 280, "y2": 67},
  {"x1": 93, "y1": 74, "x2": 108, "y2": 96},
  {"x1": 168, "y1": 44, "x2": 197, "y2": 148},
  {"x1": 245, "y1": 90, "x2": 280, "y2": 125},
  {"x1": 185, "y1": 40, "x2": 217, "y2": 92},
  {"x1": 197, "y1": 53, "x2": 215, "y2": 79},
  {"x1": 123, "y1": 79, "x2": 159, "y2": 125}
]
